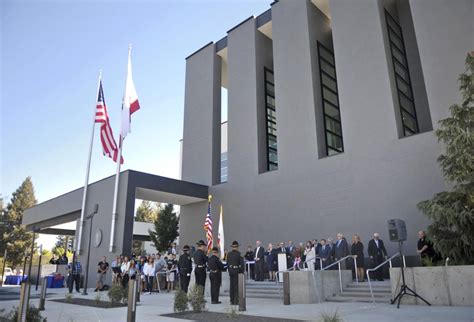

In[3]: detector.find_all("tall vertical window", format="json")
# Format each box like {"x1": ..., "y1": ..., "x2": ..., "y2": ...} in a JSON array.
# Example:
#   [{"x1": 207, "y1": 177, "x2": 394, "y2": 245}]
[
  {"x1": 317, "y1": 42, "x2": 343, "y2": 156},
  {"x1": 385, "y1": 10, "x2": 419, "y2": 136},
  {"x1": 220, "y1": 151, "x2": 228, "y2": 183},
  {"x1": 264, "y1": 68, "x2": 278, "y2": 171}
]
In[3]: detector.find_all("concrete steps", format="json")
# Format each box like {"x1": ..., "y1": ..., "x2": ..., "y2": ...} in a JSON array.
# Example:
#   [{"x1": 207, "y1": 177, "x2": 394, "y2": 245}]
[
  {"x1": 223, "y1": 280, "x2": 281, "y2": 299},
  {"x1": 326, "y1": 281, "x2": 392, "y2": 304}
]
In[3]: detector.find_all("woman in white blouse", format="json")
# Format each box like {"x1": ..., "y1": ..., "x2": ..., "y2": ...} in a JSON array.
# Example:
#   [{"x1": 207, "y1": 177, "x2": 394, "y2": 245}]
[
  {"x1": 304, "y1": 241, "x2": 316, "y2": 271},
  {"x1": 143, "y1": 258, "x2": 155, "y2": 294},
  {"x1": 121, "y1": 256, "x2": 131, "y2": 288}
]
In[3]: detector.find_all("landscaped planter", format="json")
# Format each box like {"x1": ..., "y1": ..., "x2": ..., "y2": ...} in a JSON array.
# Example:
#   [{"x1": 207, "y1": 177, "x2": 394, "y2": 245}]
[{"x1": 389, "y1": 266, "x2": 474, "y2": 306}]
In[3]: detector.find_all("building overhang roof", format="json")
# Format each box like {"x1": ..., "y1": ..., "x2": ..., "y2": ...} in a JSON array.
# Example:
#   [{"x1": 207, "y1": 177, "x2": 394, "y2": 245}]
[{"x1": 22, "y1": 170, "x2": 208, "y2": 231}]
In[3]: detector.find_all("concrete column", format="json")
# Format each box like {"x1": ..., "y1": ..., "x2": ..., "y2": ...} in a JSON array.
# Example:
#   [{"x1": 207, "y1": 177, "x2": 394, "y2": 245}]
[
  {"x1": 226, "y1": 18, "x2": 260, "y2": 181},
  {"x1": 330, "y1": 0, "x2": 399, "y2": 151},
  {"x1": 182, "y1": 43, "x2": 222, "y2": 186},
  {"x1": 272, "y1": 0, "x2": 323, "y2": 167}
]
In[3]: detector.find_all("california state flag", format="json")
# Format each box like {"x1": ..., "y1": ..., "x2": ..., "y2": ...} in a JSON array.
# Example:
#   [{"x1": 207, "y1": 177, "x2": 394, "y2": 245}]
[
  {"x1": 121, "y1": 45, "x2": 140, "y2": 139},
  {"x1": 218, "y1": 205, "x2": 225, "y2": 259}
]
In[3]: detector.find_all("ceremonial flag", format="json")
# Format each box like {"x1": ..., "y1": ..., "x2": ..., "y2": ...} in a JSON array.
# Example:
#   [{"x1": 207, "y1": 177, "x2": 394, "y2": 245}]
[
  {"x1": 95, "y1": 81, "x2": 123, "y2": 164},
  {"x1": 204, "y1": 195, "x2": 213, "y2": 254},
  {"x1": 218, "y1": 204, "x2": 225, "y2": 259},
  {"x1": 110, "y1": 45, "x2": 140, "y2": 252},
  {"x1": 120, "y1": 45, "x2": 140, "y2": 139}
]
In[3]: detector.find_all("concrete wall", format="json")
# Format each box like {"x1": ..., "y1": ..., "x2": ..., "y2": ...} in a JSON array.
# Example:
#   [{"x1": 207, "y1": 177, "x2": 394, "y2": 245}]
[
  {"x1": 390, "y1": 266, "x2": 474, "y2": 306},
  {"x1": 180, "y1": 0, "x2": 470, "y2": 256},
  {"x1": 288, "y1": 270, "x2": 352, "y2": 304}
]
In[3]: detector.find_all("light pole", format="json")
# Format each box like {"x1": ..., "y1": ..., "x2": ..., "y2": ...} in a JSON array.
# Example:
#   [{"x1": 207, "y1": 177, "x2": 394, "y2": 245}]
[
  {"x1": 35, "y1": 245, "x2": 43, "y2": 291},
  {"x1": 82, "y1": 204, "x2": 99, "y2": 296},
  {"x1": 1, "y1": 248, "x2": 7, "y2": 286}
]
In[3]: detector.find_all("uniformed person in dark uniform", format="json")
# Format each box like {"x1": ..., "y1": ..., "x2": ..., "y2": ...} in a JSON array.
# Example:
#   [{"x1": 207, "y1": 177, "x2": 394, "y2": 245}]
[
  {"x1": 178, "y1": 245, "x2": 193, "y2": 293},
  {"x1": 193, "y1": 240, "x2": 208, "y2": 295},
  {"x1": 227, "y1": 240, "x2": 244, "y2": 305},
  {"x1": 208, "y1": 247, "x2": 225, "y2": 304}
]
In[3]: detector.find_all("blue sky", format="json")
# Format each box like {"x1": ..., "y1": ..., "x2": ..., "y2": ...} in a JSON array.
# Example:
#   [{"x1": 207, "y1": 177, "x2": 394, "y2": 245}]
[{"x1": 1, "y1": 0, "x2": 272, "y2": 205}]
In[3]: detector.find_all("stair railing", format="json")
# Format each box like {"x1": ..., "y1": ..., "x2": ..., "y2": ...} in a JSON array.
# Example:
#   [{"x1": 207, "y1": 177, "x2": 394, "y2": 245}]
[
  {"x1": 366, "y1": 252, "x2": 400, "y2": 304},
  {"x1": 275, "y1": 267, "x2": 295, "y2": 299},
  {"x1": 320, "y1": 255, "x2": 357, "y2": 293}
]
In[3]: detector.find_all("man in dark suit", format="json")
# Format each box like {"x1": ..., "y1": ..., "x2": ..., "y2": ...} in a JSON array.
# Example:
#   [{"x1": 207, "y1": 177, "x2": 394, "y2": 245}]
[
  {"x1": 334, "y1": 233, "x2": 349, "y2": 269},
  {"x1": 367, "y1": 232, "x2": 387, "y2": 281},
  {"x1": 227, "y1": 241, "x2": 244, "y2": 305},
  {"x1": 254, "y1": 240, "x2": 265, "y2": 281},
  {"x1": 319, "y1": 239, "x2": 332, "y2": 268}
]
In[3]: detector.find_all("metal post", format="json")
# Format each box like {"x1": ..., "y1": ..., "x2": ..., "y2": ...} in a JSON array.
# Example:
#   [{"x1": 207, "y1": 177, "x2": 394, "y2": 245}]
[
  {"x1": 282, "y1": 271, "x2": 290, "y2": 305},
  {"x1": 36, "y1": 245, "x2": 43, "y2": 291},
  {"x1": 127, "y1": 277, "x2": 138, "y2": 322},
  {"x1": 353, "y1": 257, "x2": 358, "y2": 283},
  {"x1": 136, "y1": 273, "x2": 140, "y2": 302},
  {"x1": 238, "y1": 273, "x2": 246, "y2": 311},
  {"x1": 338, "y1": 261, "x2": 343, "y2": 293},
  {"x1": 38, "y1": 277, "x2": 47, "y2": 311},
  {"x1": 18, "y1": 282, "x2": 30, "y2": 322},
  {"x1": 1, "y1": 248, "x2": 7, "y2": 287},
  {"x1": 82, "y1": 213, "x2": 94, "y2": 295},
  {"x1": 22, "y1": 254, "x2": 27, "y2": 283}
]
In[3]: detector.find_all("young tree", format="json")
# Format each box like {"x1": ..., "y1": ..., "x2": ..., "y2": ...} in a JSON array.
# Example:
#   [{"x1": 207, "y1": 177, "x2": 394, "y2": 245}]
[
  {"x1": 135, "y1": 200, "x2": 159, "y2": 223},
  {"x1": 417, "y1": 53, "x2": 474, "y2": 265},
  {"x1": 149, "y1": 204, "x2": 179, "y2": 252},
  {"x1": 1, "y1": 177, "x2": 38, "y2": 267},
  {"x1": 51, "y1": 235, "x2": 72, "y2": 257}
]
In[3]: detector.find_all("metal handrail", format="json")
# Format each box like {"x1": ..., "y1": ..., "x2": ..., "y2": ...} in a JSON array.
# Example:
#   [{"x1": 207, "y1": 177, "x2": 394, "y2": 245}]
[
  {"x1": 366, "y1": 252, "x2": 399, "y2": 304},
  {"x1": 275, "y1": 267, "x2": 295, "y2": 298},
  {"x1": 321, "y1": 255, "x2": 358, "y2": 293}
]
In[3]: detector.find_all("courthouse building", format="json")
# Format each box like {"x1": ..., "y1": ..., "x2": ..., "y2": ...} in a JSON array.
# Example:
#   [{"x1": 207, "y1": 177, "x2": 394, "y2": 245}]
[
  {"x1": 178, "y1": 0, "x2": 472, "y2": 256},
  {"x1": 23, "y1": 0, "x2": 471, "y2": 283}
]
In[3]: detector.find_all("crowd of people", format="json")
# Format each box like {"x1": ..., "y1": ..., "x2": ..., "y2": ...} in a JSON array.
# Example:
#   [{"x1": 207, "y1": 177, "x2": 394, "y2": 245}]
[{"x1": 63, "y1": 230, "x2": 438, "y2": 303}]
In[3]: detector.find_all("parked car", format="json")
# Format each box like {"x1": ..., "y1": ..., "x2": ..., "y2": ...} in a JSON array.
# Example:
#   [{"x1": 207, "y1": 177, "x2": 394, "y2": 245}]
[{"x1": 1, "y1": 267, "x2": 13, "y2": 282}]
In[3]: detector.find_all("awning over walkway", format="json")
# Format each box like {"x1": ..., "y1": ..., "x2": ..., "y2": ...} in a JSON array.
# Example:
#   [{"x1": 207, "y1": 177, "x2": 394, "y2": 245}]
[{"x1": 23, "y1": 170, "x2": 209, "y2": 231}]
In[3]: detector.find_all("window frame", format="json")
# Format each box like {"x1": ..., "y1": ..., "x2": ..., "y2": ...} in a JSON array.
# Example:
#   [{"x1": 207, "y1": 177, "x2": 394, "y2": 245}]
[
  {"x1": 264, "y1": 67, "x2": 278, "y2": 171},
  {"x1": 317, "y1": 41, "x2": 344, "y2": 156},
  {"x1": 385, "y1": 9, "x2": 419, "y2": 137}
]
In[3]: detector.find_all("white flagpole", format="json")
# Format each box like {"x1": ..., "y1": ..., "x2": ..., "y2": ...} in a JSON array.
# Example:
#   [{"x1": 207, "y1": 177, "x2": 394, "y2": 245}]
[
  {"x1": 109, "y1": 44, "x2": 131, "y2": 253},
  {"x1": 109, "y1": 134, "x2": 122, "y2": 253},
  {"x1": 76, "y1": 70, "x2": 102, "y2": 253}
]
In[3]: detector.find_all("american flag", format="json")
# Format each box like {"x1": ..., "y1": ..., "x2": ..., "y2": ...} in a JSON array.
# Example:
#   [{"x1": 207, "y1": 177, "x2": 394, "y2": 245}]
[
  {"x1": 95, "y1": 81, "x2": 123, "y2": 164},
  {"x1": 204, "y1": 196, "x2": 213, "y2": 254}
]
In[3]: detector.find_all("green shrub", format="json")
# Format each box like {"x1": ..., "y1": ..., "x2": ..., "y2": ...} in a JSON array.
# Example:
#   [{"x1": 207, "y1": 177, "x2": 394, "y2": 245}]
[
  {"x1": 319, "y1": 309, "x2": 343, "y2": 322},
  {"x1": 108, "y1": 284, "x2": 127, "y2": 304},
  {"x1": 188, "y1": 285, "x2": 206, "y2": 313},
  {"x1": 173, "y1": 290, "x2": 188, "y2": 312},
  {"x1": 94, "y1": 292, "x2": 102, "y2": 306},
  {"x1": 64, "y1": 293, "x2": 73, "y2": 303},
  {"x1": 226, "y1": 305, "x2": 240, "y2": 319},
  {"x1": 1, "y1": 305, "x2": 46, "y2": 322}
]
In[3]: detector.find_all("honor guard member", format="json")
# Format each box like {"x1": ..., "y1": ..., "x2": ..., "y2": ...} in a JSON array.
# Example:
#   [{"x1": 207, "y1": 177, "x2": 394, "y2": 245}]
[
  {"x1": 194, "y1": 240, "x2": 208, "y2": 294},
  {"x1": 227, "y1": 241, "x2": 245, "y2": 305},
  {"x1": 178, "y1": 245, "x2": 193, "y2": 293},
  {"x1": 208, "y1": 247, "x2": 225, "y2": 304}
]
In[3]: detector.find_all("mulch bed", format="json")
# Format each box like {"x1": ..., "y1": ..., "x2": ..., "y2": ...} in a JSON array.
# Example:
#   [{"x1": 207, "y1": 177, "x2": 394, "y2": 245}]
[
  {"x1": 50, "y1": 298, "x2": 127, "y2": 308},
  {"x1": 162, "y1": 311, "x2": 304, "y2": 321}
]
